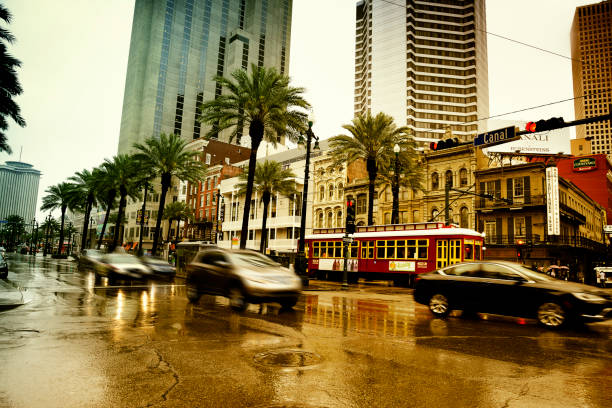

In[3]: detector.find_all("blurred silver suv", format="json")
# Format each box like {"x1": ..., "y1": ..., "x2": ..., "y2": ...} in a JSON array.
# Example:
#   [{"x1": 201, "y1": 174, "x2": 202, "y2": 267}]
[{"x1": 185, "y1": 248, "x2": 302, "y2": 311}]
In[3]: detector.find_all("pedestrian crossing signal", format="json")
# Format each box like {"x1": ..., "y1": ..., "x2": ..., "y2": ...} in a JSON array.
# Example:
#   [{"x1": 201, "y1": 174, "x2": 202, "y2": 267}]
[{"x1": 346, "y1": 199, "x2": 356, "y2": 234}]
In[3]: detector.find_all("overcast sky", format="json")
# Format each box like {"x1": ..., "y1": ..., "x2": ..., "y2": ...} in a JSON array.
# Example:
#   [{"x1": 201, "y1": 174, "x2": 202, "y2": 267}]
[{"x1": 0, "y1": 0, "x2": 597, "y2": 220}]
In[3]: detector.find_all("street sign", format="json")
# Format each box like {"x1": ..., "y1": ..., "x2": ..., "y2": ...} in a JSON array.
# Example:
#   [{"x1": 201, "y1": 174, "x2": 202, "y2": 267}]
[
  {"x1": 342, "y1": 237, "x2": 354, "y2": 244},
  {"x1": 0, "y1": 220, "x2": 7, "y2": 224},
  {"x1": 474, "y1": 126, "x2": 519, "y2": 148}
]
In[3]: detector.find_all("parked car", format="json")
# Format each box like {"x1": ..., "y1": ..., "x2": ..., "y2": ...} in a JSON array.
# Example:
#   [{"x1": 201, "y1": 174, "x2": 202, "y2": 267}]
[
  {"x1": 78, "y1": 249, "x2": 105, "y2": 270},
  {"x1": 140, "y1": 255, "x2": 176, "y2": 280},
  {"x1": 95, "y1": 252, "x2": 152, "y2": 281},
  {"x1": 0, "y1": 246, "x2": 6, "y2": 256},
  {"x1": 185, "y1": 248, "x2": 302, "y2": 311},
  {"x1": 414, "y1": 261, "x2": 612, "y2": 328},
  {"x1": 0, "y1": 252, "x2": 8, "y2": 279}
]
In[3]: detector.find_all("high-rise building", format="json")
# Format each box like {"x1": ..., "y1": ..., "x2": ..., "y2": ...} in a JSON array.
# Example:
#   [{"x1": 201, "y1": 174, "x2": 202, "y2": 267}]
[
  {"x1": 0, "y1": 161, "x2": 41, "y2": 223},
  {"x1": 354, "y1": 0, "x2": 489, "y2": 144},
  {"x1": 117, "y1": 0, "x2": 293, "y2": 154},
  {"x1": 570, "y1": 0, "x2": 611, "y2": 155}
]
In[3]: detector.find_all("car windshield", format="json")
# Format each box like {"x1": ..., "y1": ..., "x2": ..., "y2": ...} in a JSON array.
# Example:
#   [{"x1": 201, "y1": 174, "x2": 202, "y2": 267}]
[
  {"x1": 230, "y1": 252, "x2": 280, "y2": 269},
  {"x1": 106, "y1": 254, "x2": 139, "y2": 264}
]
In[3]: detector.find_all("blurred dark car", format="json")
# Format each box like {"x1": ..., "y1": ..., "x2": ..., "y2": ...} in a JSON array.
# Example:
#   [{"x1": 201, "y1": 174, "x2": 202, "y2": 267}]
[
  {"x1": 95, "y1": 252, "x2": 152, "y2": 281},
  {"x1": 185, "y1": 248, "x2": 302, "y2": 311},
  {"x1": 0, "y1": 252, "x2": 7, "y2": 279},
  {"x1": 414, "y1": 261, "x2": 612, "y2": 328},
  {"x1": 78, "y1": 249, "x2": 105, "y2": 270},
  {"x1": 140, "y1": 256, "x2": 176, "y2": 280}
]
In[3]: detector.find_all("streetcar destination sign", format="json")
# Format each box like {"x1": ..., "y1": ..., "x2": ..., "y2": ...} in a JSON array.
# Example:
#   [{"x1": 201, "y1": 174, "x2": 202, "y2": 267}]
[{"x1": 473, "y1": 126, "x2": 519, "y2": 148}]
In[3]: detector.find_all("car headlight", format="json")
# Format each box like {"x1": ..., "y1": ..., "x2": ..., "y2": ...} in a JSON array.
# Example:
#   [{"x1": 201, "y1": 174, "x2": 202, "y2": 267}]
[{"x1": 572, "y1": 292, "x2": 606, "y2": 303}]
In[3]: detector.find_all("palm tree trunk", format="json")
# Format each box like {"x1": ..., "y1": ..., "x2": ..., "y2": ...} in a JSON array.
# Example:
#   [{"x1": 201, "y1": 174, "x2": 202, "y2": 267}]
[
  {"x1": 167, "y1": 218, "x2": 173, "y2": 241},
  {"x1": 175, "y1": 216, "x2": 181, "y2": 241},
  {"x1": 80, "y1": 195, "x2": 93, "y2": 252},
  {"x1": 111, "y1": 189, "x2": 127, "y2": 251},
  {"x1": 58, "y1": 205, "x2": 67, "y2": 255},
  {"x1": 260, "y1": 192, "x2": 270, "y2": 253},
  {"x1": 367, "y1": 157, "x2": 377, "y2": 226},
  {"x1": 97, "y1": 191, "x2": 115, "y2": 249},
  {"x1": 152, "y1": 173, "x2": 171, "y2": 256},
  {"x1": 240, "y1": 122, "x2": 263, "y2": 249}
]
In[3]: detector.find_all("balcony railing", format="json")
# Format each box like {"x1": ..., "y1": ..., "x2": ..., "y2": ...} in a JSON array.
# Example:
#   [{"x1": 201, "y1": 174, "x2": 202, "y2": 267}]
[
  {"x1": 476, "y1": 194, "x2": 545, "y2": 210},
  {"x1": 484, "y1": 234, "x2": 605, "y2": 251}
]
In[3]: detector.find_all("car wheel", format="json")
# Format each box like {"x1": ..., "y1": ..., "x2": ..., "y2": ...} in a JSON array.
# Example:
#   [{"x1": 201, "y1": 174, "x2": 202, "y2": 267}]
[
  {"x1": 0, "y1": 270, "x2": 7, "y2": 279},
  {"x1": 537, "y1": 302, "x2": 566, "y2": 328},
  {"x1": 429, "y1": 293, "x2": 451, "y2": 317},
  {"x1": 228, "y1": 286, "x2": 247, "y2": 312},
  {"x1": 186, "y1": 281, "x2": 200, "y2": 304},
  {"x1": 280, "y1": 297, "x2": 298, "y2": 310}
]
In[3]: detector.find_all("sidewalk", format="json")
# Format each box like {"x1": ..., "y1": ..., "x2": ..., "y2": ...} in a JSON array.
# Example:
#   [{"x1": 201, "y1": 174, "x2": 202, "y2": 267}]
[{"x1": 0, "y1": 280, "x2": 26, "y2": 310}]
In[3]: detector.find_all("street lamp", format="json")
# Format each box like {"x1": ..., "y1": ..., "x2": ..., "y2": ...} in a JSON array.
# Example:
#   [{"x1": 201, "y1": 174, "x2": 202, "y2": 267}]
[
  {"x1": 43, "y1": 214, "x2": 52, "y2": 257},
  {"x1": 29, "y1": 219, "x2": 36, "y2": 255},
  {"x1": 392, "y1": 143, "x2": 401, "y2": 225},
  {"x1": 295, "y1": 113, "x2": 319, "y2": 285}
]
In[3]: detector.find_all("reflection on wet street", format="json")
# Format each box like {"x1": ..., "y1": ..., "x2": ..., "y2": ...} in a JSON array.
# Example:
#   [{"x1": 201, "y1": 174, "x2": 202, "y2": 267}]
[{"x1": 0, "y1": 254, "x2": 611, "y2": 407}]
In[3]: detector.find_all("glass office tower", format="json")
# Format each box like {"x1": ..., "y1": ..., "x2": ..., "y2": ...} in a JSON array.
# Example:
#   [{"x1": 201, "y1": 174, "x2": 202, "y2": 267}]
[
  {"x1": 118, "y1": 0, "x2": 293, "y2": 154},
  {"x1": 354, "y1": 0, "x2": 489, "y2": 143}
]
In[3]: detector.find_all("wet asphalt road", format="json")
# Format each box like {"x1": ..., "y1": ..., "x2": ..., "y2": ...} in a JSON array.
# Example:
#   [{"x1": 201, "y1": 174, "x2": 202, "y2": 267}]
[{"x1": 0, "y1": 254, "x2": 611, "y2": 408}]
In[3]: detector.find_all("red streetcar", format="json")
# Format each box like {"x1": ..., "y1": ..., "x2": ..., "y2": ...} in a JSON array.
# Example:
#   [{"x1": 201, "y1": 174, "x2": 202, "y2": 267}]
[{"x1": 304, "y1": 222, "x2": 484, "y2": 284}]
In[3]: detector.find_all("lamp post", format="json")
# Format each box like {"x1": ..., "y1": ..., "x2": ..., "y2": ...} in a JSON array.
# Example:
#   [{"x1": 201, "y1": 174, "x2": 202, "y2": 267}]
[
  {"x1": 33, "y1": 221, "x2": 39, "y2": 255},
  {"x1": 43, "y1": 214, "x2": 51, "y2": 257},
  {"x1": 29, "y1": 219, "x2": 36, "y2": 255},
  {"x1": 295, "y1": 114, "x2": 319, "y2": 284},
  {"x1": 87, "y1": 216, "x2": 95, "y2": 249},
  {"x1": 392, "y1": 143, "x2": 401, "y2": 225}
]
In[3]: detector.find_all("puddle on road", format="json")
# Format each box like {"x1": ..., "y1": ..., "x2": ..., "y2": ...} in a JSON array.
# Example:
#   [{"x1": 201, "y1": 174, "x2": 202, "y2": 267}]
[{"x1": 253, "y1": 349, "x2": 321, "y2": 368}]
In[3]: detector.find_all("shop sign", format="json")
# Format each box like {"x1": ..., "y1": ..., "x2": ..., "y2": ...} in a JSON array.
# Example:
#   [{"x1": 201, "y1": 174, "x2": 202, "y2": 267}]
[
  {"x1": 546, "y1": 167, "x2": 560, "y2": 235},
  {"x1": 573, "y1": 157, "x2": 597, "y2": 172}
]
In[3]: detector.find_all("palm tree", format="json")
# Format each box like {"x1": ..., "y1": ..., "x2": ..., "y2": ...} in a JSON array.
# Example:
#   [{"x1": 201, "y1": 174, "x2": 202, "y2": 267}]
[
  {"x1": 93, "y1": 165, "x2": 118, "y2": 250},
  {"x1": 376, "y1": 142, "x2": 423, "y2": 225},
  {"x1": 328, "y1": 112, "x2": 411, "y2": 225},
  {"x1": 236, "y1": 160, "x2": 297, "y2": 253},
  {"x1": 102, "y1": 155, "x2": 141, "y2": 251},
  {"x1": 40, "y1": 183, "x2": 77, "y2": 256},
  {"x1": 69, "y1": 168, "x2": 102, "y2": 252},
  {"x1": 0, "y1": 4, "x2": 25, "y2": 154},
  {"x1": 132, "y1": 133, "x2": 207, "y2": 256},
  {"x1": 199, "y1": 64, "x2": 310, "y2": 249},
  {"x1": 163, "y1": 201, "x2": 194, "y2": 242},
  {"x1": 4, "y1": 214, "x2": 24, "y2": 250}
]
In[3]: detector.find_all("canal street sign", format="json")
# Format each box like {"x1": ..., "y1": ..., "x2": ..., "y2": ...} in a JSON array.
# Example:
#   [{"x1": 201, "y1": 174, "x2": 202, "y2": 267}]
[{"x1": 474, "y1": 126, "x2": 519, "y2": 148}]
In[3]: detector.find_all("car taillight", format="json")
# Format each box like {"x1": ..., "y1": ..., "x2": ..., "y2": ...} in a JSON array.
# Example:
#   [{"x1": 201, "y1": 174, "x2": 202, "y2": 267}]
[{"x1": 414, "y1": 274, "x2": 421, "y2": 282}]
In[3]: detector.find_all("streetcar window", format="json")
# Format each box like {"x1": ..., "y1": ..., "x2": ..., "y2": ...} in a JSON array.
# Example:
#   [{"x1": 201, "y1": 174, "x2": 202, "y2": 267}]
[
  {"x1": 386, "y1": 242, "x2": 395, "y2": 259},
  {"x1": 313, "y1": 242, "x2": 320, "y2": 258},
  {"x1": 396, "y1": 245, "x2": 405, "y2": 259},
  {"x1": 377, "y1": 241, "x2": 385, "y2": 259},
  {"x1": 326, "y1": 243, "x2": 334, "y2": 258},
  {"x1": 361, "y1": 241, "x2": 374, "y2": 259},
  {"x1": 475, "y1": 243, "x2": 482, "y2": 260},
  {"x1": 349, "y1": 242, "x2": 359, "y2": 258},
  {"x1": 417, "y1": 246, "x2": 428, "y2": 259},
  {"x1": 334, "y1": 242, "x2": 342, "y2": 258},
  {"x1": 464, "y1": 243, "x2": 474, "y2": 260}
]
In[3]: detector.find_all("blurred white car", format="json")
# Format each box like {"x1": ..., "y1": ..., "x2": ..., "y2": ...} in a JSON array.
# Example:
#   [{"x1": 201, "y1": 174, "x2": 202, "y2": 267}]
[{"x1": 95, "y1": 252, "x2": 152, "y2": 281}]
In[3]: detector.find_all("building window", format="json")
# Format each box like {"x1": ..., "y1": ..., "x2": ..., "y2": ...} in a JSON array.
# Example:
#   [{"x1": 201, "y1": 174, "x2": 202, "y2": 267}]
[
  {"x1": 460, "y1": 207, "x2": 469, "y2": 228},
  {"x1": 460, "y1": 168, "x2": 468, "y2": 186},
  {"x1": 515, "y1": 217, "x2": 526, "y2": 237},
  {"x1": 327, "y1": 212, "x2": 333, "y2": 228},
  {"x1": 205, "y1": 153, "x2": 211, "y2": 164},
  {"x1": 413, "y1": 210, "x2": 419, "y2": 222},
  {"x1": 445, "y1": 170, "x2": 453, "y2": 188},
  {"x1": 248, "y1": 230, "x2": 254, "y2": 240},
  {"x1": 513, "y1": 178, "x2": 524, "y2": 198},
  {"x1": 250, "y1": 199, "x2": 255, "y2": 219},
  {"x1": 431, "y1": 208, "x2": 439, "y2": 221},
  {"x1": 432, "y1": 172, "x2": 439, "y2": 190},
  {"x1": 319, "y1": 185, "x2": 325, "y2": 201},
  {"x1": 269, "y1": 229, "x2": 276, "y2": 240},
  {"x1": 318, "y1": 212, "x2": 323, "y2": 228},
  {"x1": 337, "y1": 210, "x2": 342, "y2": 227},
  {"x1": 204, "y1": 179, "x2": 208, "y2": 190},
  {"x1": 485, "y1": 221, "x2": 497, "y2": 243},
  {"x1": 356, "y1": 194, "x2": 367, "y2": 214},
  {"x1": 384, "y1": 212, "x2": 391, "y2": 224},
  {"x1": 328, "y1": 184, "x2": 334, "y2": 200},
  {"x1": 271, "y1": 196, "x2": 277, "y2": 218},
  {"x1": 338, "y1": 183, "x2": 344, "y2": 199}
]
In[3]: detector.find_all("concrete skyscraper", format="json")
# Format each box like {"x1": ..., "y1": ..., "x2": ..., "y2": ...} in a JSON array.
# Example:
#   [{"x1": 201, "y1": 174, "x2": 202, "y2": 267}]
[
  {"x1": 118, "y1": 0, "x2": 293, "y2": 154},
  {"x1": 0, "y1": 161, "x2": 41, "y2": 223},
  {"x1": 570, "y1": 0, "x2": 611, "y2": 155},
  {"x1": 354, "y1": 0, "x2": 489, "y2": 143}
]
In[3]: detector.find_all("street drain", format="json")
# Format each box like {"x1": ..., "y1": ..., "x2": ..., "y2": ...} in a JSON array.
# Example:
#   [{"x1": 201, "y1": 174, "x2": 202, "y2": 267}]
[{"x1": 253, "y1": 349, "x2": 321, "y2": 368}]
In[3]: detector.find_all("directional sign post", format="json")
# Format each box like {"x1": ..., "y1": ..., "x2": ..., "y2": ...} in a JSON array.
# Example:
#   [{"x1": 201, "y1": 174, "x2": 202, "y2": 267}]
[{"x1": 474, "y1": 126, "x2": 520, "y2": 148}]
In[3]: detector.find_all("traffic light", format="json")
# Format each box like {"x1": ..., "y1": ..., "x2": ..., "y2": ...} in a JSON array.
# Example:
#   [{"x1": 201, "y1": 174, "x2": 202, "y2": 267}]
[
  {"x1": 346, "y1": 199, "x2": 356, "y2": 234},
  {"x1": 517, "y1": 247, "x2": 523, "y2": 259},
  {"x1": 525, "y1": 117, "x2": 565, "y2": 133},
  {"x1": 430, "y1": 138, "x2": 459, "y2": 151}
]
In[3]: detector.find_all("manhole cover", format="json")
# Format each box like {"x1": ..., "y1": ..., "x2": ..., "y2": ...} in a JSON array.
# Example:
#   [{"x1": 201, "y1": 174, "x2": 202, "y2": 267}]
[{"x1": 253, "y1": 349, "x2": 321, "y2": 368}]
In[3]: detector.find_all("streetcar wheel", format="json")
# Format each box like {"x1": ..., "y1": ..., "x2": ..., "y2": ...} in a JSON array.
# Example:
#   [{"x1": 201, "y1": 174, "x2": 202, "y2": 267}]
[{"x1": 429, "y1": 293, "x2": 451, "y2": 317}]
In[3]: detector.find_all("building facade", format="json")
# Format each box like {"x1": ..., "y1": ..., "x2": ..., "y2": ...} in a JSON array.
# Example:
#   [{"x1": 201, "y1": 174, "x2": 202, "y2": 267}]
[
  {"x1": 118, "y1": 0, "x2": 293, "y2": 153},
  {"x1": 570, "y1": 0, "x2": 612, "y2": 153},
  {"x1": 354, "y1": 0, "x2": 489, "y2": 144},
  {"x1": 0, "y1": 161, "x2": 41, "y2": 223},
  {"x1": 475, "y1": 162, "x2": 606, "y2": 279}
]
